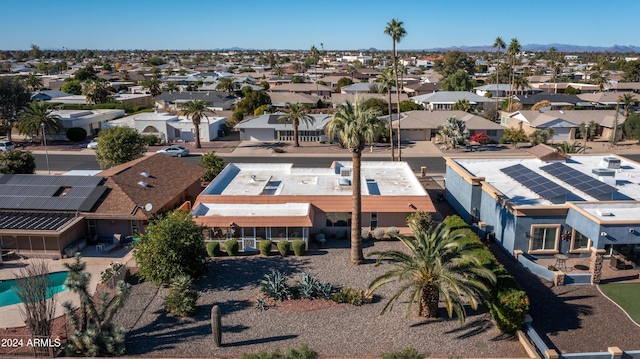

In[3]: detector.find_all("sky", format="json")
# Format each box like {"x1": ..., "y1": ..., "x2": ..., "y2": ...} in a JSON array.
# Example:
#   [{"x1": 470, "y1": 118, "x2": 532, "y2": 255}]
[{"x1": 1, "y1": 0, "x2": 639, "y2": 51}]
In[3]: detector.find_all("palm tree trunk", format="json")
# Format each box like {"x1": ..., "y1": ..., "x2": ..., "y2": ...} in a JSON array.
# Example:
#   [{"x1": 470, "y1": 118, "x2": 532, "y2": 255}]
[
  {"x1": 393, "y1": 42, "x2": 402, "y2": 161},
  {"x1": 194, "y1": 120, "x2": 202, "y2": 148},
  {"x1": 293, "y1": 121, "x2": 300, "y2": 147},
  {"x1": 419, "y1": 284, "x2": 439, "y2": 317},
  {"x1": 495, "y1": 50, "x2": 500, "y2": 121},
  {"x1": 40, "y1": 126, "x2": 45, "y2": 146},
  {"x1": 350, "y1": 150, "x2": 363, "y2": 264},
  {"x1": 388, "y1": 89, "x2": 394, "y2": 161}
]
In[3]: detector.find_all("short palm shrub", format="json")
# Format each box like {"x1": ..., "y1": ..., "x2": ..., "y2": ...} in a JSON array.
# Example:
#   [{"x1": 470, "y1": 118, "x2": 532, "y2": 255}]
[
  {"x1": 259, "y1": 240, "x2": 272, "y2": 256},
  {"x1": 277, "y1": 240, "x2": 290, "y2": 256},
  {"x1": 206, "y1": 242, "x2": 220, "y2": 257},
  {"x1": 331, "y1": 287, "x2": 372, "y2": 306},
  {"x1": 372, "y1": 228, "x2": 385, "y2": 240},
  {"x1": 224, "y1": 239, "x2": 239, "y2": 256},
  {"x1": 387, "y1": 227, "x2": 400, "y2": 238},
  {"x1": 292, "y1": 240, "x2": 306, "y2": 256},
  {"x1": 163, "y1": 275, "x2": 199, "y2": 317},
  {"x1": 261, "y1": 270, "x2": 291, "y2": 301}
]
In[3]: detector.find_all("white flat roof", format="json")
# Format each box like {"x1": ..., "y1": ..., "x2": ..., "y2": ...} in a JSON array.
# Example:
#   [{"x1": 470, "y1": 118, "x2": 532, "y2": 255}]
[
  {"x1": 571, "y1": 202, "x2": 640, "y2": 222},
  {"x1": 453, "y1": 155, "x2": 640, "y2": 206},
  {"x1": 192, "y1": 203, "x2": 309, "y2": 217},
  {"x1": 204, "y1": 162, "x2": 426, "y2": 197}
]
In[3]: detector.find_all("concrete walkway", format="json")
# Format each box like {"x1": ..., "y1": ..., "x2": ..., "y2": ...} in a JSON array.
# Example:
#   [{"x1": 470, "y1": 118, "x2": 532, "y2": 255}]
[{"x1": 0, "y1": 247, "x2": 134, "y2": 328}]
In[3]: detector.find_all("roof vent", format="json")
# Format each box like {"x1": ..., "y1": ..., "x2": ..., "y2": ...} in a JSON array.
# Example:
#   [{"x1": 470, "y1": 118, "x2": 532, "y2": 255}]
[
  {"x1": 602, "y1": 157, "x2": 621, "y2": 169},
  {"x1": 596, "y1": 210, "x2": 614, "y2": 217},
  {"x1": 340, "y1": 168, "x2": 351, "y2": 177},
  {"x1": 338, "y1": 178, "x2": 351, "y2": 186},
  {"x1": 141, "y1": 172, "x2": 151, "y2": 177},
  {"x1": 138, "y1": 181, "x2": 148, "y2": 187}
]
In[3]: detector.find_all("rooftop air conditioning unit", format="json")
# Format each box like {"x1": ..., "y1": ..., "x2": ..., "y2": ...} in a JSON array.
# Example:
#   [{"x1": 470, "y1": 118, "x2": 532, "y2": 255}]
[
  {"x1": 340, "y1": 168, "x2": 351, "y2": 177},
  {"x1": 602, "y1": 157, "x2": 621, "y2": 169}
]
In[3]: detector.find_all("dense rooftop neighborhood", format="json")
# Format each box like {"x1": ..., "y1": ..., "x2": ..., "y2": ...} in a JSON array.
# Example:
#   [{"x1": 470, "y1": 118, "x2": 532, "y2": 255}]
[{"x1": 2, "y1": 32, "x2": 640, "y2": 359}]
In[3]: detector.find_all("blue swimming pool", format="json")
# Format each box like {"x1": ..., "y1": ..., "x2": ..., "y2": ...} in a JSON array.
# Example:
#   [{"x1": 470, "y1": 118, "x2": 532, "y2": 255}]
[{"x1": 0, "y1": 271, "x2": 69, "y2": 307}]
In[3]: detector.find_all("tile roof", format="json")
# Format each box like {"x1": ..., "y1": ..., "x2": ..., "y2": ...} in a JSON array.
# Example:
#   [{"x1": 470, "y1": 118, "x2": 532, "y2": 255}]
[{"x1": 91, "y1": 154, "x2": 206, "y2": 218}]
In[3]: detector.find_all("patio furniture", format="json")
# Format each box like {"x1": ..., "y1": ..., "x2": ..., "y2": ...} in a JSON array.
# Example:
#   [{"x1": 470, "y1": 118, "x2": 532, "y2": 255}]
[
  {"x1": 610, "y1": 255, "x2": 626, "y2": 270},
  {"x1": 554, "y1": 253, "x2": 569, "y2": 270},
  {"x1": 95, "y1": 244, "x2": 104, "y2": 252}
]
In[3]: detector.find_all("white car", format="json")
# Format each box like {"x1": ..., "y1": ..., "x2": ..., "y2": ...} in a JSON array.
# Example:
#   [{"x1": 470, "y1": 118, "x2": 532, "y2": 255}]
[
  {"x1": 87, "y1": 138, "x2": 99, "y2": 149},
  {"x1": 156, "y1": 145, "x2": 189, "y2": 157},
  {"x1": 0, "y1": 141, "x2": 15, "y2": 152}
]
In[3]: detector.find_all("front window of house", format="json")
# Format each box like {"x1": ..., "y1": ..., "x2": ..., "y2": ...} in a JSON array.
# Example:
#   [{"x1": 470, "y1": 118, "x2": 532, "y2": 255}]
[{"x1": 529, "y1": 225, "x2": 560, "y2": 253}]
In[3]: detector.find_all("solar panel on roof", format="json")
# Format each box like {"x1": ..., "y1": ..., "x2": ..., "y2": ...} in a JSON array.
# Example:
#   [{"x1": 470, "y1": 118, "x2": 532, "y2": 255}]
[
  {"x1": 500, "y1": 164, "x2": 571, "y2": 201},
  {"x1": 541, "y1": 163, "x2": 616, "y2": 199}
]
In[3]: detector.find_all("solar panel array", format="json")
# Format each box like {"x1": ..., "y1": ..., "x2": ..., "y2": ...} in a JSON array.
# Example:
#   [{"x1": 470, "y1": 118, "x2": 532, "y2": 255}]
[
  {"x1": 540, "y1": 162, "x2": 616, "y2": 198},
  {"x1": 0, "y1": 212, "x2": 75, "y2": 231},
  {"x1": 500, "y1": 164, "x2": 571, "y2": 201},
  {"x1": 0, "y1": 174, "x2": 106, "y2": 211}
]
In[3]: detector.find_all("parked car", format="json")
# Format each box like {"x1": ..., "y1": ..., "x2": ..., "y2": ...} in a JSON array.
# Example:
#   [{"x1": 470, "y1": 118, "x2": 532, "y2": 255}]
[
  {"x1": 87, "y1": 138, "x2": 99, "y2": 149},
  {"x1": 156, "y1": 145, "x2": 189, "y2": 157},
  {"x1": 0, "y1": 141, "x2": 15, "y2": 152}
]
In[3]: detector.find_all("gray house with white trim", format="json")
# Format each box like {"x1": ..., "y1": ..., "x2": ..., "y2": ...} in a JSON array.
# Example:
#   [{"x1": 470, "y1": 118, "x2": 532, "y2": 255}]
[{"x1": 235, "y1": 113, "x2": 331, "y2": 142}]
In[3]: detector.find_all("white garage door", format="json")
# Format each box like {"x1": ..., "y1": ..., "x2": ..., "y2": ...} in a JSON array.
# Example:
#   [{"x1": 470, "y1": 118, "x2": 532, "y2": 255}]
[
  {"x1": 246, "y1": 129, "x2": 276, "y2": 141},
  {"x1": 551, "y1": 128, "x2": 571, "y2": 141},
  {"x1": 400, "y1": 129, "x2": 427, "y2": 141}
]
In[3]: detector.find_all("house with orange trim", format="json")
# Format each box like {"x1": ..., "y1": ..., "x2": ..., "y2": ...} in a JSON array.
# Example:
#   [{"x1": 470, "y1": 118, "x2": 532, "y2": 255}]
[{"x1": 191, "y1": 161, "x2": 433, "y2": 251}]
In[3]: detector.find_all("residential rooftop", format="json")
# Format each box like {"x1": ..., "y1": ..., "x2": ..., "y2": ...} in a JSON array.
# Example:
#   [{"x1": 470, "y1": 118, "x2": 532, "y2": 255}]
[
  {"x1": 452, "y1": 155, "x2": 640, "y2": 206},
  {"x1": 203, "y1": 162, "x2": 427, "y2": 197}
]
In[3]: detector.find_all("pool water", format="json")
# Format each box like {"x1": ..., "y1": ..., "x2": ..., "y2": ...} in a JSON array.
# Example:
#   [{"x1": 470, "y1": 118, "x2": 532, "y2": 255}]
[{"x1": 0, "y1": 271, "x2": 69, "y2": 307}]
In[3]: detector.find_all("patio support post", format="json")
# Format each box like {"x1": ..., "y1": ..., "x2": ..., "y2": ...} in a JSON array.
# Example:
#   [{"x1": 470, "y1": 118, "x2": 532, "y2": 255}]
[{"x1": 590, "y1": 247, "x2": 606, "y2": 285}]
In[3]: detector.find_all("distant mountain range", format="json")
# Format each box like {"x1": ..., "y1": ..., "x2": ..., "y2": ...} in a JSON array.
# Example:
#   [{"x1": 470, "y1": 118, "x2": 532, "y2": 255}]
[{"x1": 395, "y1": 43, "x2": 640, "y2": 53}]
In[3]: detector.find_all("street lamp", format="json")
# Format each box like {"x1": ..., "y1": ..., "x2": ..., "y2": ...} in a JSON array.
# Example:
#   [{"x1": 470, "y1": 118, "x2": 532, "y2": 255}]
[
  {"x1": 584, "y1": 124, "x2": 590, "y2": 154},
  {"x1": 41, "y1": 123, "x2": 50, "y2": 174}
]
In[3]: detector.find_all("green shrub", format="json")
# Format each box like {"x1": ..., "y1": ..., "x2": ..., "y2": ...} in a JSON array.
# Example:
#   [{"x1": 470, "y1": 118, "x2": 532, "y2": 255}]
[
  {"x1": 387, "y1": 227, "x2": 400, "y2": 238},
  {"x1": 380, "y1": 347, "x2": 427, "y2": 359},
  {"x1": 66, "y1": 127, "x2": 87, "y2": 142},
  {"x1": 260, "y1": 270, "x2": 291, "y2": 301},
  {"x1": 372, "y1": 228, "x2": 385, "y2": 240},
  {"x1": 205, "y1": 242, "x2": 220, "y2": 257},
  {"x1": 443, "y1": 215, "x2": 469, "y2": 230},
  {"x1": 259, "y1": 240, "x2": 272, "y2": 256},
  {"x1": 163, "y1": 275, "x2": 198, "y2": 317},
  {"x1": 277, "y1": 240, "x2": 290, "y2": 256},
  {"x1": 141, "y1": 134, "x2": 161, "y2": 146},
  {"x1": 239, "y1": 344, "x2": 318, "y2": 359},
  {"x1": 331, "y1": 287, "x2": 372, "y2": 306},
  {"x1": 100, "y1": 262, "x2": 124, "y2": 283},
  {"x1": 407, "y1": 210, "x2": 433, "y2": 233},
  {"x1": 224, "y1": 239, "x2": 239, "y2": 256},
  {"x1": 361, "y1": 229, "x2": 370, "y2": 240},
  {"x1": 292, "y1": 240, "x2": 306, "y2": 256}
]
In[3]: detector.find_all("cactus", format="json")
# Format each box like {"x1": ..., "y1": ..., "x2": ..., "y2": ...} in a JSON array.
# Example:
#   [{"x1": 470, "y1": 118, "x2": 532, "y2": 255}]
[{"x1": 211, "y1": 305, "x2": 222, "y2": 347}]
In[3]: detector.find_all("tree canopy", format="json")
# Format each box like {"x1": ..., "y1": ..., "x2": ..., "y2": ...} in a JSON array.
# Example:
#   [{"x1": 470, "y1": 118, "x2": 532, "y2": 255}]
[
  {"x1": 0, "y1": 150, "x2": 36, "y2": 174},
  {"x1": 95, "y1": 126, "x2": 146, "y2": 169},
  {"x1": 441, "y1": 70, "x2": 476, "y2": 91},
  {"x1": 133, "y1": 210, "x2": 207, "y2": 285},
  {"x1": 0, "y1": 76, "x2": 30, "y2": 141},
  {"x1": 434, "y1": 51, "x2": 475, "y2": 77},
  {"x1": 199, "y1": 151, "x2": 225, "y2": 183},
  {"x1": 336, "y1": 77, "x2": 353, "y2": 90}
]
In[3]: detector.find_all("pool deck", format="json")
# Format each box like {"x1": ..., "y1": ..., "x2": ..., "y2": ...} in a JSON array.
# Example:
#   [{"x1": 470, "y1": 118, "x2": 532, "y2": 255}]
[{"x1": 0, "y1": 246, "x2": 134, "y2": 328}]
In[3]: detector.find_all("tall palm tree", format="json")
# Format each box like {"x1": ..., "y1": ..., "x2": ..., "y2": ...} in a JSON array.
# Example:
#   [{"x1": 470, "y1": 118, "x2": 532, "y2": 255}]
[
  {"x1": 272, "y1": 65, "x2": 285, "y2": 77},
  {"x1": 25, "y1": 73, "x2": 43, "y2": 92},
  {"x1": 278, "y1": 102, "x2": 315, "y2": 147},
  {"x1": 17, "y1": 101, "x2": 63, "y2": 145},
  {"x1": 325, "y1": 99, "x2": 386, "y2": 264},
  {"x1": 507, "y1": 38, "x2": 521, "y2": 111},
  {"x1": 368, "y1": 222, "x2": 496, "y2": 320},
  {"x1": 82, "y1": 79, "x2": 113, "y2": 105},
  {"x1": 142, "y1": 78, "x2": 162, "y2": 97},
  {"x1": 377, "y1": 68, "x2": 395, "y2": 161},
  {"x1": 384, "y1": 19, "x2": 407, "y2": 161},
  {"x1": 216, "y1": 77, "x2": 235, "y2": 94},
  {"x1": 164, "y1": 81, "x2": 179, "y2": 92},
  {"x1": 591, "y1": 71, "x2": 608, "y2": 92},
  {"x1": 493, "y1": 37, "x2": 506, "y2": 120},
  {"x1": 181, "y1": 100, "x2": 209, "y2": 149},
  {"x1": 619, "y1": 93, "x2": 638, "y2": 117}
]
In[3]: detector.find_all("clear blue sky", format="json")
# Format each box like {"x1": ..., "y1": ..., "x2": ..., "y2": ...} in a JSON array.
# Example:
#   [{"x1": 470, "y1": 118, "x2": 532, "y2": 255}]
[{"x1": 1, "y1": 0, "x2": 638, "y2": 51}]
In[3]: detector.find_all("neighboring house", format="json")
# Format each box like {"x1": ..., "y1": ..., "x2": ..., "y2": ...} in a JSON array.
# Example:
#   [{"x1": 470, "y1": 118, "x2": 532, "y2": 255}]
[
  {"x1": 235, "y1": 112, "x2": 331, "y2": 142},
  {"x1": 104, "y1": 111, "x2": 226, "y2": 143},
  {"x1": 31, "y1": 90, "x2": 71, "y2": 101},
  {"x1": 48, "y1": 93, "x2": 152, "y2": 107},
  {"x1": 86, "y1": 154, "x2": 206, "y2": 241},
  {"x1": 411, "y1": 91, "x2": 493, "y2": 111},
  {"x1": 501, "y1": 110, "x2": 623, "y2": 140},
  {"x1": 532, "y1": 82, "x2": 600, "y2": 94},
  {"x1": 445, "y1": 148, "x2": 640, "y2": 283},
  {"x1": 339, "y1": 82, "x2": 392, "y2": 94},
  {"x1": 268, "y1": 92, "x2": 319, "y2": 108},
  {"x1": 473, "y1": 84, "x2": 541, "y2": 98},
  {"x1": 512, "y1": 93, "x2": 588, "y2": 109},
  {"x1": 331, "y1": 93, "x2": 409, "y2": 110},
  {"x1": 403, "y1": 82, "x2": 441, "y2": 97},
  {"x1": 191, "y1": 161, "x2": 434, "y2": 252},
  {"x1": 392, "y1": 110, "x2": 504, "y2": 142},
  {"x1": 270, "y1": 83, "x2": 333, "y2": 97},
  {"x1": 605, "y1": 82, "x2": 640, "y2": 92},
  {"x1": 153, "y1": 91, "x2": 236, "y2": 111},
  {"x1": 577, "y1": 91, "x2": 639, "y2": 108},
  {"x1": 50, "y1": 109, "x2": 125, "y2": 137}
]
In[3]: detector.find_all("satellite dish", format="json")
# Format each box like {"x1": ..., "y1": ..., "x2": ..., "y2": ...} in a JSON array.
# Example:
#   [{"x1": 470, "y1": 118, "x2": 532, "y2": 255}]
[{"x1": 144, "y1": 203, "x2": 153, "y2": 212}]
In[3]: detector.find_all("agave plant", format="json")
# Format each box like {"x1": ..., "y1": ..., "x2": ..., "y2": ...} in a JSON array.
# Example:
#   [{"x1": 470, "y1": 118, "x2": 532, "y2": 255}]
[
  {"x1": 260, "y1": 270, "x2": 291, "y2": 301},
  {"x1": 297, "y1": 272, "x2": 318, "y2": 299},
  {"x1": 314, "y1": 281, "x2": 333, "y2": 300}
]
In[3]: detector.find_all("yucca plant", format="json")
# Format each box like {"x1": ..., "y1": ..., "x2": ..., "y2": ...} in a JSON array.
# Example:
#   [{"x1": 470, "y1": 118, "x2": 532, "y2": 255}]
[
  {"x1": 260, "y1": 271, "x2": 291, "y2": 301},
  {"x1": 163, "y1": 275, "x2": 198, "y2": 317}
]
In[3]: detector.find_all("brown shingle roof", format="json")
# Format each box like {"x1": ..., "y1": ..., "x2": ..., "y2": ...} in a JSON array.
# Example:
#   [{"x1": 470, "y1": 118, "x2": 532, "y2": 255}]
[
  {"x1": 91, "y1": 154, "x2": 206, "y2": 218},
  {"x1": 526, "y1": 144, "x2": 568, "y2": 161}
]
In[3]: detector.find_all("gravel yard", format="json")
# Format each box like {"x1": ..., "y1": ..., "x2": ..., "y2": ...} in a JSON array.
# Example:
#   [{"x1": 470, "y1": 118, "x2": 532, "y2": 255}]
[{"x1": 114, "y1": 241, "x2": 527, "y2": 358}]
